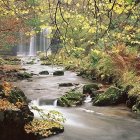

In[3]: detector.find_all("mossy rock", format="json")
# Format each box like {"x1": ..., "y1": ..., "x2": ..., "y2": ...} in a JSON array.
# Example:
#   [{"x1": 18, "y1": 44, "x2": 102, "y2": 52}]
[
  {"x1": 25, "y1": 119, "x2": 64, "y2": 139},
  {"x1": 131, "y1": 97, "x2": 140, "y2": 114},
  {"x1": 17, "y1": 72, "x2": 32, "y2": 79},
  {"x1": 126, "y1": 86, "x2": 140, "y2": 111},
  {"x1": 83, "y1": 83, "x2": 100, "y2": 96},
  {"x1": 93, "y1": 86, "x2": 126, "y2": 106},
  {"x1": 57, "y1": 90, "x2": 84, "y2": 107},
  {"x1": 39, "y1": 71, "x2": 49, "y2": 75},
  {"x1": 59, "y1": 83, "x2": 73, "y2": 87},
  {"x1": 132, "y1": 104, "x2": 140, "y2": 114},
  {"x1": 7, "y1": 87, "x2": 28, "y2": 104},
  {"x1": 26, "y1": 61, "x2": 34, "y2": 64},
  {"x1": 53, "y1": 71, "x2": 64, "y2": 76}
]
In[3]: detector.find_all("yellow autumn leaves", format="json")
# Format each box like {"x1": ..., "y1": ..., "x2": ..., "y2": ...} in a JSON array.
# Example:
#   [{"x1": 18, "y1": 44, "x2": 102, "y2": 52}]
[{"x1": 2, "y1": 81, "x2": 13, "y2": 96}]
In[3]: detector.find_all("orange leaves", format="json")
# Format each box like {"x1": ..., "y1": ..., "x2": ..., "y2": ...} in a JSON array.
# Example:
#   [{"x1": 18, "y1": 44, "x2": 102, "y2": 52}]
[
  {"x1": 2, "y1": 81, "x2": 13, "y2": 96},
  {"x1": 0, "y1": 99, "x2": 18, "y2": 111},
  {"x1": 15, "y1": 101, "x2": 24, "y2": 108}
]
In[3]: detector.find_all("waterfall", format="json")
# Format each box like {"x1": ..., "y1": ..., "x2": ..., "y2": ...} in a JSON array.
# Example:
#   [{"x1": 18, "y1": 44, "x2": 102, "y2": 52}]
[
  {"x1": 84, "y1": 95, "x2": 92, "y2": 103},
  {"x1": 40, "y1": 28, "x2": 51, "y2": 55},
  {"x1": 29, "y1": 35, "x2": 36, "y2": 56},
  {"x1": 17, "y1": 28, "x2": 51, "y2": 56},
  {"x1": 53, "y1": 99, "x2": 58, "y2": 107}
]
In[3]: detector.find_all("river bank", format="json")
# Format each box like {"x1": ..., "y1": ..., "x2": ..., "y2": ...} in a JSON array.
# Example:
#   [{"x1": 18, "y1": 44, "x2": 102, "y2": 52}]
[{"x1": 15, "y1": 57, "x2": 140, "y2": 140}]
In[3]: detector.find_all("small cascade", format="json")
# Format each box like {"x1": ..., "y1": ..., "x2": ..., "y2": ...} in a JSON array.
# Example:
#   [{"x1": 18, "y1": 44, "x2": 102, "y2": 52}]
[
  {"x1": 29, "y1": 35, "x2": 36, "y2": 56},
  {"x1": 84, "y1": 95, "x2": 92, "y2": 103},
  {"x1": 53, "y1": 99, "x2": 58, "y2": 107}
]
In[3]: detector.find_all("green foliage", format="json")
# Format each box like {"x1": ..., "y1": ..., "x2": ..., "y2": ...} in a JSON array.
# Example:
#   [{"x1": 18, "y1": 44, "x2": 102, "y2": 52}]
[
  {"x1": 125, "y1": 0, "x2": 133, "y2": 3},
  {"x1": 128, "y1": 85, "x2": 140, "y2": 97},
  {"x1": 118, "y1": 71, "x2": 139, "y2": 88},
  {"x1": 17, "y1": 72, "x2": 32, "y2": 79}
]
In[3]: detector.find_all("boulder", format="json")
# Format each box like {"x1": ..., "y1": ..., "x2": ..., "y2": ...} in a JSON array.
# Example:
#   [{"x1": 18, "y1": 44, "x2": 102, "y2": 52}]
[
  {"x1": 93, "y1": 86, "x2": 126, "y2": 106},
  {"x1": 0, "y1": 99, "x2": 35, "y2": 140},
  {"x1": 39, "y1": 70, "x2": 49, "y2": 75},
  {"x1": 53, "y1": 71, "x2": 64, "y2": 76},
  {"x1": 83, "y1": 83, "x2": 100, "y2": 97},
  {"x1": 59, "y1": 83, "x2": 73, "y2": 87},
  {"x1": 57, "y1": 90, "x2": 84, "y2": 107}
]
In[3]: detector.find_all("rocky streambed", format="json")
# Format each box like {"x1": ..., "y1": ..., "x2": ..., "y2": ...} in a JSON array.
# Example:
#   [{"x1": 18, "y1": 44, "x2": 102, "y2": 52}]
[{"x1": 15, "y1": 57, "x2": 140, "y2": 140}]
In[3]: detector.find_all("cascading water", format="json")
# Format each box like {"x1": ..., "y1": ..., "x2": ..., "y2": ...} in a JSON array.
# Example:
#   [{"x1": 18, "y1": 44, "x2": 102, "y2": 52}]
[
  {"x1": 84, "y1": 95, "x2": 92, "y2": 103},
  {"x1": 17, "y1": 31, "x2": 24, "y2": 56},
  {"x1": 53, "y1": 99, "x2": 58, "y2": 107},
  {"x1": 17, "y1": 28, "x2": 51, "y2": 56},
  {"x1": 29, "y1": 35, "x2": 36, "y2": 56},
  {"x1": 41, "y1": 28, "x2": 51, "y2": 53}
]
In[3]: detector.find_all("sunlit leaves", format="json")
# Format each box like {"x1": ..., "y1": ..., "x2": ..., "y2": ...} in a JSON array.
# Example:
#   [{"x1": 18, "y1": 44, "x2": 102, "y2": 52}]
[
  {"x1": 0, "y1": 99, "x2": 18, "y2": 111},
  {"x1": 125, "y1": 0, "x2": 133, "y2": 3},
  {"x1": 25, "y1": 119, "x2": 64, "y2": 137}
]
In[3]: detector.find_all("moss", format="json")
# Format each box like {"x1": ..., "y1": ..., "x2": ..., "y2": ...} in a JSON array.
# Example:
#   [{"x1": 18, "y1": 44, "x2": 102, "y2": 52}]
[
  {"x1": 25, "y1": 119, "x2": 64, "y2": 138},
  {"x1": 57, "y1": 90, "x2": 84, "y2": 107},
  {"x1": 83, "y1": 83, "x2": 100, "y2": 95},
  {"x1": 7, "y1": 87, "x2": 27, "y2": 104},
  {"x1": 93, "y1": 86, "x2": 126, "y2": 106},
  {"x1": 17, "y1": 72, "x2": 32, "y2": 80}
]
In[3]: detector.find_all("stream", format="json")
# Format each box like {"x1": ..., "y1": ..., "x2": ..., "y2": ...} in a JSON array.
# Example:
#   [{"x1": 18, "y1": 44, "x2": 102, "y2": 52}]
[{"x1": 16, "y1": 57, "x2": 140, "y2": 140}]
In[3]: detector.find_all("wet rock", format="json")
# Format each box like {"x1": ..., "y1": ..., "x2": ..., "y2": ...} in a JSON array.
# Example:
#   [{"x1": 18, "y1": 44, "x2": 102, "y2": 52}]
[
  {"x1": 57, "y1": 90, "x2": 84, "y2": 107},
  {"x1": 27, "y1": 79, "x2": 33, "y2": 82},
  {"x1": 59, "y1": 83, "x2": 73, "y2": 87},
  {"x1": 93, "y1": 86, "x2": 126, "y2": 106},
  {"x1": 53, "y1": 71, "x2": 64, "y2": 76},
  {"x1": 39, "y1": 70, "x2": 49, "y2": 75}
]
